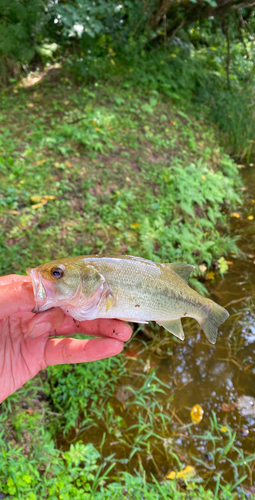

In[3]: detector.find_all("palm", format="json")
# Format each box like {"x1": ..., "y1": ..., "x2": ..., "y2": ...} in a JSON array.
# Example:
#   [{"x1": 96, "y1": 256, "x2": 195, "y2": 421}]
[
  {"x1": 1, "y1": 313, "x2": 49, "y2": 398},
  {"x1": 0, "y1": 275, "x2": 132, "y2": 403}
]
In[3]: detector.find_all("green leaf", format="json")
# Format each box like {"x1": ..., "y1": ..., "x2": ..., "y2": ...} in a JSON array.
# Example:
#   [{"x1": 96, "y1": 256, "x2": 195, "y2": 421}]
[{"x1": 218, "y1": 257, "x2": 228, "y2": 274}]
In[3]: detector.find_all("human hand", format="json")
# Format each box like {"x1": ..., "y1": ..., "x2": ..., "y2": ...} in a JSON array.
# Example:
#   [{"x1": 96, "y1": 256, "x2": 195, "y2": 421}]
[{"x1": 0, "y1": 275, "x2": 132, "y2": 403}]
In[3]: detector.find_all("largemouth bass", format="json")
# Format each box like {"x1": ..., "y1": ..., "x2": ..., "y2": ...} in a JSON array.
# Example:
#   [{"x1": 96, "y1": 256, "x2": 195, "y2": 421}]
[{"x1": 27, "y1": 255, "x2": 229, "y2": 344}]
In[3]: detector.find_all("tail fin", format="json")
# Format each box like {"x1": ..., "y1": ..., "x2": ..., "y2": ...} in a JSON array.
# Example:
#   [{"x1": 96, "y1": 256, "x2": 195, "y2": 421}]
[{"x1": 200, "y1": 300, "x2": 229, "y2": 344}]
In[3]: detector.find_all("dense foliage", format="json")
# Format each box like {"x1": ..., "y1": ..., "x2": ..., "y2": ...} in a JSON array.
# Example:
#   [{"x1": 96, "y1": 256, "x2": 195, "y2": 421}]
[{"x1": 1, "y1": 0, "x2": 255, "y2": 159}]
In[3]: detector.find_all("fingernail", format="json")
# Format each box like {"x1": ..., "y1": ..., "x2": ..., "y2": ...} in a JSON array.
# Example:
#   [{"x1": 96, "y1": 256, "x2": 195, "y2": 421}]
[{"x1": 30, "y1": 322, "x2": 52, "y2": 338}]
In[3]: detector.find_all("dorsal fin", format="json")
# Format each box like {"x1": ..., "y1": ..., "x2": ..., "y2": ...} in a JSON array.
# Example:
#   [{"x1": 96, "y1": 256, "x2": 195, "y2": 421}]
[{"x1": 165, "y1": 263, "x2": 195, "y2": 283}]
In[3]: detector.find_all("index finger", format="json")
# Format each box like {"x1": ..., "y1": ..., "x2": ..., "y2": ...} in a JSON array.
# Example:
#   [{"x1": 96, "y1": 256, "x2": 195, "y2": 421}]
[
  {"x1": 0, "y1": 280, "x2": 35, "y2": 319},
  {"x1": 0, "y1": 274, "x2": 31, "y2": 286}
]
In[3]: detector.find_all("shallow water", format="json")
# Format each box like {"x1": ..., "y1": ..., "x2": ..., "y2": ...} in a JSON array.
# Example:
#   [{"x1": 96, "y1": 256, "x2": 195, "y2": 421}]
[{"x1": 74, "y1": 165, "x2": 255, "y2": 492}]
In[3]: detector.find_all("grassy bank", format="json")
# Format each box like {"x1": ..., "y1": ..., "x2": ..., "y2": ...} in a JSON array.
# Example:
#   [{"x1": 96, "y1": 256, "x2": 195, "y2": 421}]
[
  {"x1": 0, "y1": 70, "x2": 251, "y2": 499},
  {"x1": 0, "y1": 71, "x2": 241, "y2": 285}
]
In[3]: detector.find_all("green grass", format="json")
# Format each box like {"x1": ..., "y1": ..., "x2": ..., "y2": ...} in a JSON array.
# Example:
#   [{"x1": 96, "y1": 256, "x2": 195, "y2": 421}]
[
  {"x1": 0, "y1": 73, "x2": 242, "y2": 292},
  {"x1": 0, "y1": 70, "x2": 250, "y2": 499}
]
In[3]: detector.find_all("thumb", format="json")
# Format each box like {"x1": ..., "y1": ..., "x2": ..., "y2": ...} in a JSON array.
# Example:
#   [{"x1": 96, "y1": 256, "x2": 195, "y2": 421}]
[{"x1": 27, "y1": 308, "x2": 66, "y2": 338}]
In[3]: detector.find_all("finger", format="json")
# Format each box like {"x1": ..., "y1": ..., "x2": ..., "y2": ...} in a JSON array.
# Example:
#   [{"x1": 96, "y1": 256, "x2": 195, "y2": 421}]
[
  {"x1": 45, "y1": 337, "x2": 124, "y2": 366},
  {"x1": 27, "y1": 308, "x2": 66, "y2": 338},
  {"x1": 55, "y1": 317, "x2": 133, "y2": 341},
  {"x1": 0, "y1": 281, "x2": 35, "y2": 319},
  {"x1": 0, "y1": 275, "x2": 31, "y2": 287}
]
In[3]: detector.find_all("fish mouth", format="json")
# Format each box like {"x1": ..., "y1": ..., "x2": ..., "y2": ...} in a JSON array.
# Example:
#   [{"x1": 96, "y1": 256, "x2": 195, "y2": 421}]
[{"x1": 26, "y1": 267, "x2": 54, "y2": 312}]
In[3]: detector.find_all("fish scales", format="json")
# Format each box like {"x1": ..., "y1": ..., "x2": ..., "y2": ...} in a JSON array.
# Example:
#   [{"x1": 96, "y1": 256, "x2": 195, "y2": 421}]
[
  {"x1": 27, "y1": 255, "x2": 229, "y2": 344},
  {"x1": 96, "y1": 258, "x2": 170, "y2": 319},
  {"x1": 84, "y1": 258, "x2": 192, "y2": 321}
]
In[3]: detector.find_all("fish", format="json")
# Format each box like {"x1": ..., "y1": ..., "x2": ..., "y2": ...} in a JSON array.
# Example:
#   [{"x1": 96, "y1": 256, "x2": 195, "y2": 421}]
[{"x1": 26, "y1": 255, "x2": 229, "y2": 344}]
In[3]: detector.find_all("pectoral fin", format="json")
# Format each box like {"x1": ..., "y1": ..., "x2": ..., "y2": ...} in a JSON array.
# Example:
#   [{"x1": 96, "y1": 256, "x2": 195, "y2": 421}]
[
  {"x1": 106, "y1": 292, "x2": 115, "y2": 312},
  {"x1": 157, "y1": 319, "x2": 184, "y2": 340}
]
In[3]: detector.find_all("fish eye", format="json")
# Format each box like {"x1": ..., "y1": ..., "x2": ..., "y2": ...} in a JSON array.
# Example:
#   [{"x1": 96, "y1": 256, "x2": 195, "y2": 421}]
[{"x1": 50, "y1": 267, "x2": 64, "y2": 279}]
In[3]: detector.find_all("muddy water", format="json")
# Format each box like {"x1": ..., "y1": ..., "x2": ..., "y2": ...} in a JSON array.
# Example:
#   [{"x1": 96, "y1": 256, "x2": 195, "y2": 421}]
[{"x1": 78, "y1": 166, "x2": 255, "y2": 490}]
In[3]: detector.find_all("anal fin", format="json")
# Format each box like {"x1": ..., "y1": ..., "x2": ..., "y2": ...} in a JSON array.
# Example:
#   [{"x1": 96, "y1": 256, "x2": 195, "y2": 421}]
[{"x1": 157, "y1": 319, "x2": 184, "y2": 340}]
